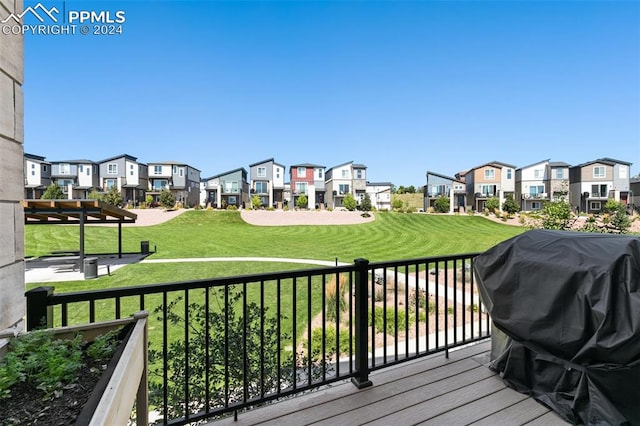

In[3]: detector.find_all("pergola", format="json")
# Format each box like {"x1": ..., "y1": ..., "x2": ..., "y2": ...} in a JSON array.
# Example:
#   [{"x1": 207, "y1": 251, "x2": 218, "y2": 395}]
[{"x1": 22, "y1": 199, "x2": 137, "y2": 272}]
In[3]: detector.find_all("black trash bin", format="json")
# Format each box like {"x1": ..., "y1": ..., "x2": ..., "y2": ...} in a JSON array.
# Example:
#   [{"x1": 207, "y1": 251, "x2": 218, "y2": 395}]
[
  {"x1": 474, "y1": 230, "x2": 640, "y2": 425},
  {"x1": 84, "y1": 257, "x2": 98, "y2": 279},
  {"x1": 141, "y1": 240, "x2": 149, "y2": 255}
]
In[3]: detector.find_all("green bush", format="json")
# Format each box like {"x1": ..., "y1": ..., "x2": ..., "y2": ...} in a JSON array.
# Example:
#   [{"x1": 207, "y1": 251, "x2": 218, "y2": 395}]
[
  {"x1": 307, "y1": 326, "x2": 353, "y2": 362},
  {"x1": 502, "y1": 196, "x2": 519, "y2": 214},
  {"x1": 41, "y1": 183, "x2": 65, "y2": 200},
  {"x1": 368, "y1": 306, "x2": 409, "y2": 335},
  {"x1": 296, "y1": 194, "x2": 308, "y2": 209},
  {"x1": 159, "y1": 189, "x2": 175, "y2": 209},
  {"x1": 343, "y1": 193, "x2": 357, "y2": 211},
  {"x1": 485, "y1": 197, "x2": 500, "y2": 213},
  {"x1": 434, "y1": 196, "x2": 450, "y2": 213}
]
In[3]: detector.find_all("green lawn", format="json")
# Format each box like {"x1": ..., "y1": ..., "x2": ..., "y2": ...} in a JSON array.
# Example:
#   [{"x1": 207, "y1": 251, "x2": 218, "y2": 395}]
[{"x1": 26, "y1": 210, "x2": 523, "y2": 264}]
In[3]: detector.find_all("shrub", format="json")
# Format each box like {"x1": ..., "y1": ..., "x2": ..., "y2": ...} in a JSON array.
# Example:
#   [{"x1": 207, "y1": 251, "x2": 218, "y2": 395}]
[
  {"x1": 391, "y1": 198, "x2": 404, "y2": 210},
  {"x1": 434, "y1": 196, "x2": 450, "y2": 213},
  {"x1": 485, "y1": 197, "x2": 500, "y2": 214},
  {"x1": 359, "y1": 193, "x2": 372, "y2": 212},
  {"x1": 541, "y1": 200, "x2": 572, "y2": 230},
  {"x1": 343, "y1": 193, "x2": 357, "y2": 211},
  {"x1": 159, "y1": 189, "x2": 175, "y2": 209},
  {"x1": 296, "y1": 194, "x2": 308, "y2": 209},
  {"x1": 41, "y1": 183, "x2": 65, "y2": 200},
  {"x1": 307, "y1": 326, "x2": 353, "y2": 362},
  {"x1": 502, "y1": 195, "x2": 519, "y2": 215},
  {"x1": 325, "y1": 274, "x2": 348, "y2": 322},
  {"x1": 251, "y1": 195, "x2": 262, "y2": 210}
]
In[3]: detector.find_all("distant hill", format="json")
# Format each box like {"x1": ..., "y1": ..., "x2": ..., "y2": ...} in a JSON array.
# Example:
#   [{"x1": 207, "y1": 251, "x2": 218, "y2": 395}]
[{"x1": 391, "y1": 193, "x2": 424, "y2": 211}]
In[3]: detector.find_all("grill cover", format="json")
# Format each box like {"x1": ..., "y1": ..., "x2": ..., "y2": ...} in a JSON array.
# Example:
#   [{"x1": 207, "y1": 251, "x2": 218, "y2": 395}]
[{"x1": 474, "y1": 229, "x2": 640, "y2": 425}]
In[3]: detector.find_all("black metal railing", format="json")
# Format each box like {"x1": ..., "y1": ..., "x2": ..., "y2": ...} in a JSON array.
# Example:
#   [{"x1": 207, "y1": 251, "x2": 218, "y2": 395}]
[{"x1": 25, "y1": 252, "x2": 489, "y2": 425}]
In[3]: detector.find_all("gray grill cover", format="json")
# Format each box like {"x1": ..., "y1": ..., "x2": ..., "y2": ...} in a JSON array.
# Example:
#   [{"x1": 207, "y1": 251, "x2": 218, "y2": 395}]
[{"x1": 474, "y1": 230, "x2": 640, "y2": 425}]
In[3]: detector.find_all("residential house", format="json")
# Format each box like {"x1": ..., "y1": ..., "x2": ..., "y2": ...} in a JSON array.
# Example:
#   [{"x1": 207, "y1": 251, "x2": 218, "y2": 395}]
[
  {"x1": 365, "y1": 182, "x2": 393, "y2": 211},
  {"x1": 147, "y1": 161, "x2": 201, "y2": 207},
  {"x1": 515, "y1": 160, "x2": 571, "y2": 212},
  {"x1": 49, "y1": 159, "x2": 100, "y2": 198},
  {"x1": 249, "y1": 158, "x2": 286, "y2": 209},
  {"x1": 98, "y1": 154, "x2": 148, "y2": 206},
  {"x1": 289, "y1": 163, "x2": 326, "y2": 209},
  {"x1": 325, "y1": 162, "x2": 367, "y2": 209},
  {"x1": 569, "y1": 158, "x2": 632, "y2": 213},
  {"x1": 424, "y1": 171, "x2": 466, "y2": 213},
  {"x1": 201, "y1": 167, "x2": 249, "y2": 209},
  {"x1": 24, "y1": 153, "x2": 51, "y2": 199},
  {"x1": 631, "y1": 177, "x2": 640, "y2": 213},
  {"x1": 465, "y1": 161, "x2": 516, "y2": 212}
]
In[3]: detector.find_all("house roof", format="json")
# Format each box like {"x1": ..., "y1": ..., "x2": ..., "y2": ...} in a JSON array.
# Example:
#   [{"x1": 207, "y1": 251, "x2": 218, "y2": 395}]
[
  {"x1": 515, "y1": 159, "x2": 550, "y2": 171},
  {"x1": 549, "y1": 161, "x2": 571, "y2": 167},
  {"x1": 203, "y1": 167, "x2": 248, "y2": 181},
  {"x1": 366, "y1": 181, "x2": 393, "y2": 187},
  {"x1": 470, "y1": 160, "x2": 517, "y2": 170},
  {"x1": 148, "y1": 161, "x2": 201, "y2": 172},
  {"x1": 248, "y1": 158, "x2": 274, "y2": 167},
  {"x1": 290, "y1": 163, "x2": 324, "y2": 168},
  {"x1": 353, "y1": 163, "x2": 367, "y2": 169},
  {"x1": 51, "y1": 159, "x2": 96, "y2": 164},
  {"x1": 426, "y1": 170, "x2": 465, "y2": 184},
  {"x1": 98, "y1": 154, "x2": 139, "y2": 163},
  {"x1": 24, "y1": 153, "x2": 47, "y2": 161},
  {"x1": 571, "y1": 157, "x2": 633, "y2": 168}
]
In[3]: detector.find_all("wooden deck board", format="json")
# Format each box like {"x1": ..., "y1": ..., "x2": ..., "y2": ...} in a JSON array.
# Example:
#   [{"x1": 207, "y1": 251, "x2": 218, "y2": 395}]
[{"x1": 208, "y1": 340, "x2": 567, "y2": 426}]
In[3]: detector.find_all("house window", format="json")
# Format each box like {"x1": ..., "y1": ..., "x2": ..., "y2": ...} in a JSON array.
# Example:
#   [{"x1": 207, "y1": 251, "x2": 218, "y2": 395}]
[
  {"x1": 223, "y1": 181, "x2": 239, "y2": 193},
  {"x1": 79, "y1": 165, "x2": 83, "y2": 172},
  {"x1": 43, "y1": 165, "x2": 47, "y2": 172},
  {"x1": 31, "y1": 170, "x2": 35, "y2": 176},
  {"x1": 484, "y1": 169, "x2": 495, "y2": 180},
  {"x1": 154, "y1": 165, "x2": 162, "y2": 174},
  {"x1": 31, "y1": 163, "x2": 35, "y2": 169},
  {"x1": 506, "y1": 169, "x2": 512, "y2": 179},
  {"x1": 295, "y1": 182, "x2": 307, "y2": 194},
  {"x1": 555, "y1": 168, "x2": 564, "y2": 179},
  {"x1": 339, "y1": 184, "x2": 350, "y2": 195},
  {"x1": 590, "y1": 201, "x2": 601, "y2": 211},
  {"x1": 356, "y1": 170, "x2": 363, "y2": 179},
  {"x1": 593, "y1": 166, "x2": 605, "y2": 178},
  {"x1": 297, "y1": 167, "x2": 306, "y2": 178},
  {"x1": 533, "y1": 169, "x2": 543, "y2": 179},
  {"x1": 529, "y1": 185, "x2": 544, "y2": 196},
  {"x1": 318, "y1": 169, "x2": 323, "y2": 179},
  {"x1": 105, "y1": 179, "x2": 117, "y2": 190},
  {"x1": 257, "y1": 167, "x2": 267, "y2": 178},
  {"x1": 531, "y1": 202, "x2": 541, "y2": 210},
  {"x1": 341, "y1": 170, "x2": 349, "y2": 178},
  {"x1": 228, "y1": 196, "x2": 237, "y2": 205},
  {"x1": 432, "y1": 184, "x2": 446, "y2": 197},
  {"x1": 173, "y1": 165, "x2": 177, "y2": 174},
  {"x1": 153, "y1": 180, "x2": 168, "y2": 191},
  {"x1": 86, "y1": 168, "x2": 90, "y2": 176},
  {"x1": 255, "y1": 182, "x2": 268, "y2": 193},
  {"x1": 591, "y1": 184, "x2": 607, "y2": 198},
  {"x1": 480, "y1": 184, "x2": 495, "y2": 196},
  {"x1": 107, "y1": 163, "x2": 118, "y2": 175},
  {"x1": 179, "y1": 168, "x2": 184, "y2": 177},
  {"x1": 59, "y1": 163, "x2": 70, "y2": 174},
  {"x1": 58, "y1": 179, "x2": 73, "y2": 191}
]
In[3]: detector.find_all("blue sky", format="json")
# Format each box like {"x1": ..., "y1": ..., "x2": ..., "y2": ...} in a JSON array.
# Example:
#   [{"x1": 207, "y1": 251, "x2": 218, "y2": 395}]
[{"x1": 22, "y1": 0, "x2": 640, "y2": 186}]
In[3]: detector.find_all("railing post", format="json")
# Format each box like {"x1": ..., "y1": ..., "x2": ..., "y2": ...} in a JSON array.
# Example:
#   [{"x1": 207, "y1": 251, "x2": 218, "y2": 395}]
[
  {"x1": 25, "y1": 286, "x2": 54, "y2": 330},
  {"x1": 352, "y1": 258, "x2": 372, "y2": 389}
]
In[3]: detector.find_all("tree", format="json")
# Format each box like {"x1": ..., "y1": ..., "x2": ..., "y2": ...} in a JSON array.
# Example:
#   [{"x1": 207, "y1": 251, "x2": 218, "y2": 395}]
[
  {"x1": 406, "y1": 185, "x2": 416, "y2": 194},
  {"x1": 104, "y1": 186, "x2": 123, "y2": 207},
  {"x1": 485, "y1": 197, "x2": 500, "y2": 213},
  {"x1": 433, "y1": 196, "x2": 450, "y2": 213},
  {"x1": 391, "y1": 198, "x2": 404, "y2": 210},
  {"x1": 41, "y1": 183, "x2": 65, "y2": 200},
  {"x1": 360, "y1": 193, "x2": 372, "y2": 212},
  {"x1": 342, "y1": 193, "x2": 356, "y2": 211},
  {"x1": 159, "y1": 189, "x2": 175, "y2": 209},
  {"x1": 251, "y1": 195, "x2": 262, "y2": 210},
  {"x1": 502, "y1": 196, "x2": 519, "y2": 215},
  {"x1": 296, "y1": 193, "x2": 308, "y2": 209},
  {"x1": 395, "y1": 186, "x2": 406, "y2": 194},
  {"x1": 541, "y1": 200, "x2": 572, "y2": 230},
  {"x1": 87, "y1": 190, "x2": 104, "y2": 201},
  {"x1": 603, "y1": 199, "x2": 631, "y2": 233}
]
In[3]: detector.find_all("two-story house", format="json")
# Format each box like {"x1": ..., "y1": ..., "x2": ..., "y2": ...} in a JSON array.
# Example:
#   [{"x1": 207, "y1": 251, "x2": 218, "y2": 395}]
[
  {"x1": 49, "y1": 159, "x2": 100, "y2": 199},
  {"x1": 249, "y1": 158, "x2": 286, "y2": 209},
  {"x1": 515, "y1": 160, "x2": 571, "y2": 211},
  {"x1": 289, "y1": 163, "x2": 326, "y2": 209},
  {"x1": 424, "y1": 171, "x2": 467, "y2": 213},
  {"x1": 24, "y1": 153, "x2": 51, "y2": 199},
  {"x1": 201, "y1": 168, "x2": 249, "y2": 209},
  {"x1": 98, "y1": 154, "x2": 148, "y2": 206},
  {"x1": 569, "y1": 158, "x2": 632, "y2": 213},
  {"x1": 147, "y1": 161, "x2": 201, "y2": 207},
  {"x1": 325, "y1": 161, "x2": 367, "y2": 209},
  {"x1": 465, "y1": 161, "x2": 516, "y2": 212},
  {"x1": 365, "y1": 182, "x2": 393, "y2": 211}
]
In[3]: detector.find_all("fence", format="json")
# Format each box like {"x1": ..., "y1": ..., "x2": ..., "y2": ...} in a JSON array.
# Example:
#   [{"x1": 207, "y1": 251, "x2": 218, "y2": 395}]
[{"x1": 26, "y1": 252, "x2": 489, "y2": 425}]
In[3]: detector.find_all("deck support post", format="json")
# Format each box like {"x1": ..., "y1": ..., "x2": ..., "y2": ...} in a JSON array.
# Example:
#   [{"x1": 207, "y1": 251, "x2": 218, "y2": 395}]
[
  {"x1": 352, "y1": 258, "x2": 372, "y2": 389},
  {"x1": 25, "y1": 286, "x2": 54, "y2": 331}
]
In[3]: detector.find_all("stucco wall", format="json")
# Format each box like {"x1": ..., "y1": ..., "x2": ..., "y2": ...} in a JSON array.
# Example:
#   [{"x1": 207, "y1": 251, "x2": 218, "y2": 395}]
[{"x1": 0, "y1": 0, "x2": 25, "y2": 331}]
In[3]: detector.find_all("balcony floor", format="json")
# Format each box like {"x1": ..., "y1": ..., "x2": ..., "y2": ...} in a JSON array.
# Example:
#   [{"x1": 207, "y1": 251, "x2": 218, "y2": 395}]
[{"x1": 209, "y1": 340, "x2": 567, "y2": 426}]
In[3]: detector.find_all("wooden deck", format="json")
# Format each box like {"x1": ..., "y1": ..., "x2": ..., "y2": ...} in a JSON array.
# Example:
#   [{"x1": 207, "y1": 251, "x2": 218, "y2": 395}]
[{"x1": 209, "y1": 340, "x2": 567, "y2": 426}]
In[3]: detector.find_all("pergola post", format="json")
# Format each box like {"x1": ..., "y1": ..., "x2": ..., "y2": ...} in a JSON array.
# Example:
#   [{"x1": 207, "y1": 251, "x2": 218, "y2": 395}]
[{"x1": 79, "y1": 211, "x2": 85, "y2": 272}]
